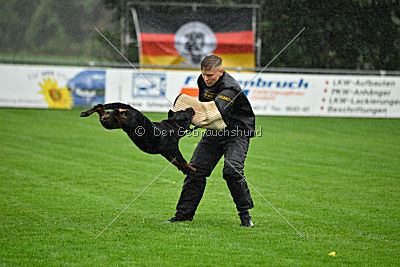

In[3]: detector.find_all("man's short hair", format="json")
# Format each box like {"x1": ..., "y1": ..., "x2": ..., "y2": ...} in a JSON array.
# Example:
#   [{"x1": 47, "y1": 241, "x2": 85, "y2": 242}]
[{"x1": 201, "y1": 55, "x2": 222, "y2": 70}]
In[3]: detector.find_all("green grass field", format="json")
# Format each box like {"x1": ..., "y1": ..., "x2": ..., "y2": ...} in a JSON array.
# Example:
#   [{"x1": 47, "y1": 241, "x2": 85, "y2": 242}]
[{"x1": 0, "y1": 108, "x2": 399, "y2": 266}]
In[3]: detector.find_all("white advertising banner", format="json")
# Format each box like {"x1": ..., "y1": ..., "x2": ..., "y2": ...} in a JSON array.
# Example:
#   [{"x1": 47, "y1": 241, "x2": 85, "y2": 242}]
[
  {"x1": 0, "y1": 64, "x2": 105, "y2": 109},
  {"x1": 316, "y1": 76, "x2": 400, "y2": 118},
  {"x1": 106, "y1": 69, "x2": 400, "y2": 118},
  {"x1": 105, "y1": 69, "x2": 179, "y2": 112},
  {"x1": 1, "y1": 64, "x2": 399, "y2": 118},
  {"x1": 236, "y1": 73, "x2": 400, "y2": 118}
]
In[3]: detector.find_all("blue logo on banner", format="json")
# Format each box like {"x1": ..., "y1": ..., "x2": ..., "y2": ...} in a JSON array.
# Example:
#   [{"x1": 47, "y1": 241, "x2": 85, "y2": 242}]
[
  {"x1": 132, "y1": 73, "x2": 166, "y2": 98},
  {"x1": 67, "y1": 70, "x2": 105, "y2": 106}
]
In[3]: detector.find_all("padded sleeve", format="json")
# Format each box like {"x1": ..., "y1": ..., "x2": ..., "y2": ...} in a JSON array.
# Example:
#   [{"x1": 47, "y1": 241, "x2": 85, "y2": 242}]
[{"x1": 173, "y1": 94, "x2": 227, "y2": 130}]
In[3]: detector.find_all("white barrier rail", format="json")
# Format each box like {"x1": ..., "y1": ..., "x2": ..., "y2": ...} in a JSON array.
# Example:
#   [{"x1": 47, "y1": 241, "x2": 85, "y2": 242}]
[
  {"x1": 106, "y1": 69, "x2": 400, "y2": 118},
  {"x1": 1, "y1": 64, "x2": 399, "y2": 118}
]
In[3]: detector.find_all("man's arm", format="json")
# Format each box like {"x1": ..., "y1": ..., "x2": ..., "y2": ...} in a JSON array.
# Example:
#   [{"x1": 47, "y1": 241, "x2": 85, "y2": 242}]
[{"x1": 214, "y1": 89, "x2": 237, "y2": 122}]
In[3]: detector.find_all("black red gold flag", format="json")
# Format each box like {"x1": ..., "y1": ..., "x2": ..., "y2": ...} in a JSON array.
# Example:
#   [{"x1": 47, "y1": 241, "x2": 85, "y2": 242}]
[{"x1": 132, "y1": 8, "x2": 255, "y2": 68}]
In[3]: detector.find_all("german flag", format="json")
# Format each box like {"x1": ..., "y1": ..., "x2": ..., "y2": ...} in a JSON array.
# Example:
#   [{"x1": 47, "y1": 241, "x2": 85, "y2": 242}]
[{"x1": 132, "y1": 8, "x2": 255, "y2": 68}]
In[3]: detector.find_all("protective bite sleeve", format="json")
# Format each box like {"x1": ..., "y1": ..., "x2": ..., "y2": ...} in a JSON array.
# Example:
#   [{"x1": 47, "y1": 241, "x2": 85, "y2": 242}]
[{"x1": 173, "y1": 94, "x2": 227, "y2": 130}]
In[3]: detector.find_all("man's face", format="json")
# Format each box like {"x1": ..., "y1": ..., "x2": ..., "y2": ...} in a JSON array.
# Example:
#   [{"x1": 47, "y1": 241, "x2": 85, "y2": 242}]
[{"x1": 201, "y1": 67, "x2": 223, "y2": 87}]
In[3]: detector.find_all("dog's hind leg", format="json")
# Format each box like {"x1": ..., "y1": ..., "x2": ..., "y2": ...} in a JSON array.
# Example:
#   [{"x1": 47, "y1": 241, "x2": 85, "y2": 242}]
[
  {"x1": 174, "y1": 149, "x2": 196, "y2": 172},
  {"x1": 164, "y1": 153, "x2": 196, "y2": 174},
  {"x1": 180, "y1": 160, "x2": 196, "y2": 174}
]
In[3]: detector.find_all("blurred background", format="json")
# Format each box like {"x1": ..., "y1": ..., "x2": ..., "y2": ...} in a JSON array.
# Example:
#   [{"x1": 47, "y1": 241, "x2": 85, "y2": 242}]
[{"x1": 1, "y1": 0, "x2": 399, "y2": 71}]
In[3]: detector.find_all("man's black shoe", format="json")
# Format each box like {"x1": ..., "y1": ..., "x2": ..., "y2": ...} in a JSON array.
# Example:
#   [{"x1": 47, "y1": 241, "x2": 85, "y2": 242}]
[
  {"x1": 166, "y1": 216, "x2": 193, "y2": 223},
  {"x1": 239, "y1": 212, "x2": 254, "y2": 227}
]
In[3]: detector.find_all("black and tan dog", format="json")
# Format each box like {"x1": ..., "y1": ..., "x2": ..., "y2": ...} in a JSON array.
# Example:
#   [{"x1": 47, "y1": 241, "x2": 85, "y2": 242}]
[{"x1": 80, "y1": 103, "x2": 196, "y2": 174}]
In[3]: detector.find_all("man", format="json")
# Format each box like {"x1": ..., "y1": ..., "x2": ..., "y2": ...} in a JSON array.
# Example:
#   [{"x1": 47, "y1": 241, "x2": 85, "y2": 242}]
[{"x1": 168, "y1": 55, "x2": 256, "y2": 227}]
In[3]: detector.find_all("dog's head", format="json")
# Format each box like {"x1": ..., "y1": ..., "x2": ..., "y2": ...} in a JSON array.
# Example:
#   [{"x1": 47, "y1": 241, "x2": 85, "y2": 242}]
[
  {"x1": 100, "y1": 108, "x2": 138, "y2": 130},
  {"x1": 100, "y1": 109, "x2": 122, "y2": 129},
  {"x1": 167, "y1": 107, "x2": 195, "y2": 130}
]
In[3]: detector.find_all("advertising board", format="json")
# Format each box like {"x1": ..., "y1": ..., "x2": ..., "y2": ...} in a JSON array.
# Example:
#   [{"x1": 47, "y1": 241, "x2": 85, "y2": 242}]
[
  {"x1": 1, "y1": 64, "x2": 399, "y2": 118},
  {"x1": 106, "y1": 69, "x2": 400, "y2": 118}
]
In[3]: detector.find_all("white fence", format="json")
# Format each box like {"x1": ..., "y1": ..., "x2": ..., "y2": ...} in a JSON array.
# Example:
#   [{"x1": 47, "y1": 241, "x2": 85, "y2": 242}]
[{"x1": 1, "y1": 64, "x2": 400, "y2": 118}]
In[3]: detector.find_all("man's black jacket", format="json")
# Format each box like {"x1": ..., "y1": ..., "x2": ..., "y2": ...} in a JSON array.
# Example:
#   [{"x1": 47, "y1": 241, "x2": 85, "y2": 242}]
[{"x1": 197, "y1": 71, "x2": 255, "y2": 137}]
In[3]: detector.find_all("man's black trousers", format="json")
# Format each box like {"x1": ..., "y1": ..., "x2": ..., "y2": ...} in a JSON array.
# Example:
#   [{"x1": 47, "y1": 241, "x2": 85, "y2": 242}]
[{"x1": 175, "y1": 130, "x2": 254, "y2": 219}]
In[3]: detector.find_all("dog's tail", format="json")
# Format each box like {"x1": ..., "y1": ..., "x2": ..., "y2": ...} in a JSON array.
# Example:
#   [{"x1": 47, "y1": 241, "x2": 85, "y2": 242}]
[{"x1": 103, "y1": 102, "x2": 134, "y2": 110}]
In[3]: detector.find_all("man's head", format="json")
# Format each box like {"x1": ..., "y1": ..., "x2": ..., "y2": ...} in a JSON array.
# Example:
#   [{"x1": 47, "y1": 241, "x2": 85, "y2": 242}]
[{"x1": 201, "y1": 55, "x2": 223, "y2": 87}]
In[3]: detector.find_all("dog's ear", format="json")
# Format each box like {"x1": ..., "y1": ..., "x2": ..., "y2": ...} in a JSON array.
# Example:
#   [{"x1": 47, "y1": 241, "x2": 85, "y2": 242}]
[
  {"x1": 187, "y1": 107, "x2": 195, "y2": 116},
  {"x1": 94, "y1": 103, "x2": 104, "y2": 109},
  {"x1": 168, "y1": 109, "x2": 175, "y2": 118}
]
